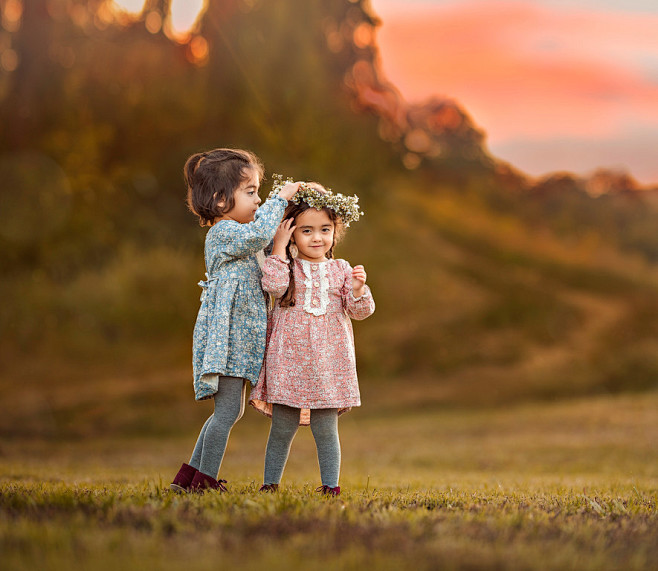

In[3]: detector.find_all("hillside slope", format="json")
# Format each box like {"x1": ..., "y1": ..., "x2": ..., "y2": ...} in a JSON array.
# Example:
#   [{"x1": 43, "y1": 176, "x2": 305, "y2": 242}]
[
  {"x1": 347, "y1": 177, "x2": 658, "y2": 406},
  {"x1": 3, "y1": 174, "x2": 658, "y2": 442}
]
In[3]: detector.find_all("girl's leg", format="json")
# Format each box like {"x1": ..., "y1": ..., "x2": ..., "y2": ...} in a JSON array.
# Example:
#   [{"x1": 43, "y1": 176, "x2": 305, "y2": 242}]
[
  {"x1": 197, "y1": 376, "x2": 247, "y2": 477},
  {"x1": 171, "y1": 414, "x2": 212, "y2": 491},
  {"x1": 263, "y1": 404, "x2": 301, "y2": 485},
  {"x1": 189, "y1": 415, "x2": 213, "y2": 469},
  {"x1": 310, "y1": 409, "x2": 340, "y2": 488}
]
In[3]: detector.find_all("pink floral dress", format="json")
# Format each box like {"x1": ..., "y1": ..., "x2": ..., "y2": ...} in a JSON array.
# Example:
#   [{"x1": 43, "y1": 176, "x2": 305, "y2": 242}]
[{"x1": 249, "y1": 255, "x2": 375, "y2": 425}]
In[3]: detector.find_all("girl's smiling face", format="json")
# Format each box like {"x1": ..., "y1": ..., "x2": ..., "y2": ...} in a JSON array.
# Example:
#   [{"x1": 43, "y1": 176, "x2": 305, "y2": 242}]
[{"x1": 292, "y1": 208, "x2": 335, "y2": 263}]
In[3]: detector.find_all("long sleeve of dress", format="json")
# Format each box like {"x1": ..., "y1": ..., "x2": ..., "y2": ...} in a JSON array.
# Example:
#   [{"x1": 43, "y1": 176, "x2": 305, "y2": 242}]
[
  {"x1": 207, "y1": 195, "x2": 287, "y2": 259},
  {"x1": 340, "y1": 260, "x2": 375, "y2": 320},
  {"x1": 261, "y1": 255, "x2": 291, "y2": 297}
]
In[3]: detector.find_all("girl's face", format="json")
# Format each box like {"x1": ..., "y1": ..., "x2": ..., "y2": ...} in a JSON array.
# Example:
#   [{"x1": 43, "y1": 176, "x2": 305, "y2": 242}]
[
  {"x1": 292, "y1": 208, "x2": 335, "y2": 263},
  {"x1": 217, "y1": 168, "x2": 262, "y2": 224}
]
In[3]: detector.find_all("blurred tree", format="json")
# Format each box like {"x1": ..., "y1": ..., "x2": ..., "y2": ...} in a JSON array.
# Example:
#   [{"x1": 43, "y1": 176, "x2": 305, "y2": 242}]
[
  {"x1": 1, "y1": 0, "x2": 658, "y2": 275},
  {"x1": 2, "y1": 0, "x2": 55, "y2": 148}
]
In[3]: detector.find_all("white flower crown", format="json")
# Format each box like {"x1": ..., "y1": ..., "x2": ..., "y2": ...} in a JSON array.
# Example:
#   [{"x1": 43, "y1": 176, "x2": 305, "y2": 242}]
[{"x1": 268, "y1": 174, "x2": 364, "y2": 227}]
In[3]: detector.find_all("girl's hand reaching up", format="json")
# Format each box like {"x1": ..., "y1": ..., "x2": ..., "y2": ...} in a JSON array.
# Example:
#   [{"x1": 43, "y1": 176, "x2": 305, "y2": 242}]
[
  {"x1": 352, "y1": 265, "x2": 367, "y2": 298},
  {"x1": 278, "y1": 181, "x2": 302, "y2": 201},
  {"x1": 271, "y1": 218, "x2": 296, "y2": 258}
]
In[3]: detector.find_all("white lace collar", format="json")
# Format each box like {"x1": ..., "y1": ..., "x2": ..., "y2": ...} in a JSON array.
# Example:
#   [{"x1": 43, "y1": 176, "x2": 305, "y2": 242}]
[{"x1": 297, "y1": 259, "x2": 330, "y2": 316}]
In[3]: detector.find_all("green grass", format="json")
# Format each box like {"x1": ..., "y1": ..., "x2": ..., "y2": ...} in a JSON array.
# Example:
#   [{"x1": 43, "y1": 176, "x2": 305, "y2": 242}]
[
  {"x1": 2, "y1": 392, "x2": 657, "y2": 570},
  {"x1": 2, "y1": 480, "x2": 656, "y2": 571}
]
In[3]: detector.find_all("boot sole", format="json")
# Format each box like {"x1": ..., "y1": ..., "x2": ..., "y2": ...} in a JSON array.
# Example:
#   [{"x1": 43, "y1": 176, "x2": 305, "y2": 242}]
[{"x1": 169, "y1": 483, "x2": 188, "y2": 493}]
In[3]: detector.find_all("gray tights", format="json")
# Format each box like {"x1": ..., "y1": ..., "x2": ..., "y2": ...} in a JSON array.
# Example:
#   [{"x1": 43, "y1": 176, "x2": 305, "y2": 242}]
[
  {"x1": 189, "y1": 376, "x2": 246, "y2": 478},
  {"x1": 263, "y1": 405, "x2": 340, "y2": 487}
]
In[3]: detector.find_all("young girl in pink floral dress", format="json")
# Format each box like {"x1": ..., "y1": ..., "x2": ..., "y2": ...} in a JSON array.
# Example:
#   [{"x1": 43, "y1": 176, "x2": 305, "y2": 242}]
[{"x1": 250, "y1": 178, "x2": 375, "y2": 496}]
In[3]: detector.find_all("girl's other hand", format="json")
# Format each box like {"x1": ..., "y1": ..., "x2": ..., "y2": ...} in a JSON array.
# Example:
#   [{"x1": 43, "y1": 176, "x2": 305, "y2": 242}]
[
  {"x1": 352, "y1": 265, "x2": 367, "y2": 298},
  {"x1": 278, "y1": 181, "x2": 302, "y2": 201},
  {"x1": 271, "y1": 218, "x2": 296, "y2": 258}
]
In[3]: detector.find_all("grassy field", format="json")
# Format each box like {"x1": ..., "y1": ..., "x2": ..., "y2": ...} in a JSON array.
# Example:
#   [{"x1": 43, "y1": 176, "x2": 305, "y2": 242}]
[{"x1": 2, "y1": 389, "x2": 657, "y2": 570}]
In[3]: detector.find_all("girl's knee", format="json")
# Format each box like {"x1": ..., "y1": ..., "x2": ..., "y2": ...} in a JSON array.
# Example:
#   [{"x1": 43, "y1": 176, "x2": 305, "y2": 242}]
[
  {"x1": 271, "y1": 405, "x2": 300, "y2": 439},
  {"x1": 215, "y1": 377, "x2": 246, "y2": 425},
  {"x1": 270, "y1": 422, "x2": 298, "y2": 441},
  {"x1": 310, "y1": 409, "x2": 338, "y2": 439}
]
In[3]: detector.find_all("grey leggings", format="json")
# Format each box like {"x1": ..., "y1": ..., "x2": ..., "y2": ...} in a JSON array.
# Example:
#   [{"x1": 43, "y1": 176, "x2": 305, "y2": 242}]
[
  {"x1": 189, "y1": 376, "x2": 246, "y2": 478},
  {"x1": 263, "y1": 405, "x2": 341, "y2": 488}
]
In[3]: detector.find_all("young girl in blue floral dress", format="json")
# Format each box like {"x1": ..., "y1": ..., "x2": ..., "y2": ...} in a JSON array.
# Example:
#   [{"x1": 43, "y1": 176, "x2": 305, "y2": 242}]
[{"x1": 169, "y1": 149, "x2": 300, "y2": 493}]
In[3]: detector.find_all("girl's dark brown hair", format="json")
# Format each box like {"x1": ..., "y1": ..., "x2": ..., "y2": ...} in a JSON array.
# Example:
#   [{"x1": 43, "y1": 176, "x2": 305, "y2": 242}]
[
  {"x1": 279, "y1": 200, "x2": 345, "y2": 308},
  {"x1": 184, "y1": 148, "x2": 264, "y2": 226}
]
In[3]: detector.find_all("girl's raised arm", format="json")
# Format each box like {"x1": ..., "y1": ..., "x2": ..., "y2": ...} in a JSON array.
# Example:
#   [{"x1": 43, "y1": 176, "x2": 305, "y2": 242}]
[
  {"x1": 209, "y1": 182, "x2": 301, "y2": 258},
  {"x1": 209, "y1": 195, "x2": 288, "y2": 258}
]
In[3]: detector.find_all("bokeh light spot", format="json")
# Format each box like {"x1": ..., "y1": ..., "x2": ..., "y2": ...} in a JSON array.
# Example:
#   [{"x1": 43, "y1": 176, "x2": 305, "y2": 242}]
[
  {"x1": 353, "y1": 22, "x2": 373, "y2": 49},
  {"x1": 1, "y1": 48, "x2": 18, "y2": 72},
  {"x1": 187, "y1": 35, "x2": 209, "y2": 65},
  {"x1": 2, "y1": 0, "x2": 22, "y2": 32},
  {"x1": 69, "y1": 4, "x2": 89, "y2": 28},
  {"x1": 404, "y1": 129, "x2": 432, "y2": 154},
  {"x1": 402, "y1": 152, "x2": 421, "y2": 170},
  {"x1": 145, "y1": 11, "x2": 162, "y2": 34},
  {"x1": 95, "y1": 2, "x2": 114, "y2": 28}
]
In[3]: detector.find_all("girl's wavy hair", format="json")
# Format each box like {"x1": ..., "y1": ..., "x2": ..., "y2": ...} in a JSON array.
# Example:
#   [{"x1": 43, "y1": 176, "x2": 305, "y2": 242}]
[
  {"x1": 279, "y1": 194, "x2": 346, "y2": 308},
  {"x1": 184, "y1": 148, "x2": 264, "y2": 226}
]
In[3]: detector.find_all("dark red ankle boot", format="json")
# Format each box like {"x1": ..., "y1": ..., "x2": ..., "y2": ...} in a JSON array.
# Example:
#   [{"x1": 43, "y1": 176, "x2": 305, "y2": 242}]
[
  {"x1": 259, "y1": 483, "x2": 279, "y2": 493},
  {"x1": 189, "y1": 471, "x2": 228, "y2": 493},
  {"x1": 169, "y1": 463, "x2": 198, "y2": 493},
  {"x1": 316, "y1": 485, "x2": 341, "y2": 496}
]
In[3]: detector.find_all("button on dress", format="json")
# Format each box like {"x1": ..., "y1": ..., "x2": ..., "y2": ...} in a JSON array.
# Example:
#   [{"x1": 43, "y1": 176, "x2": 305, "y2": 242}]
[
  {"x1": 192, "y1": 195, "x2": 287, "y2": 401},
  {"x1": 250, "y1": 256, "x2": 375, "y2": 425}
]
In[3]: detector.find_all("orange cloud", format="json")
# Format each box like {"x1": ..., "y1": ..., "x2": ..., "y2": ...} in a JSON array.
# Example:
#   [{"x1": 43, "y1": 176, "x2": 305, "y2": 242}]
[{"x1": 372, "y1": 1, "x2": 658, "y2": 143}]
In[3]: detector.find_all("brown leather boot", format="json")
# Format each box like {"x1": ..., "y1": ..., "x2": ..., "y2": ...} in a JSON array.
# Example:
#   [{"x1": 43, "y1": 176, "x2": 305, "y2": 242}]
[
  {"x1": 169, "y1": 463, "x2": 198, "y2": 493},
  {"x1": 189, "y1": 471, "x2": 228, "y2": 493}
]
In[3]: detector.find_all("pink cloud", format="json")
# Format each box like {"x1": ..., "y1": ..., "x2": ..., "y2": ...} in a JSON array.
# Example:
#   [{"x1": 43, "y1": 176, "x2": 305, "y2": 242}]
[
  {"x1": 372, "y1": 0, "x2": 658, "y2": 143},
  {"x1": 494, "y1": 128, "x2": 658, "y2": 184}
]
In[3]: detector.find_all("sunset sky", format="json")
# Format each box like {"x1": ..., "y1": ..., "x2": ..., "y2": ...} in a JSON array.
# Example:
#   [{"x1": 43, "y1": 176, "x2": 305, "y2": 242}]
[
  {"x1": 370, "y1": 0, "x2": 658, "y2": 184},
  {"x1": 112, "y1": 0, "x2": 658, "y2": 185}
]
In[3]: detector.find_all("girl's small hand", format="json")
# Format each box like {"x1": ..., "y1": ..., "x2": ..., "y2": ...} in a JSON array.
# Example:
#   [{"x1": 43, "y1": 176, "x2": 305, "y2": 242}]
[
  {"x1": 271, "y1": 218, "x2": 296, "y2": 258},
  {"x1": 352, "y1": 265, "x2": 367, "y2": 298},
  {"x1": 278, "y1": 181, "x2": 302, "y2": 201}
]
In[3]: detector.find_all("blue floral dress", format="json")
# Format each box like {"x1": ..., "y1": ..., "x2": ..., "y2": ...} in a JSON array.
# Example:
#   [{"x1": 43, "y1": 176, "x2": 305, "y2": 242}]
[{"x1": 192, "y1": 195, "x2": 287, "y2": 400}]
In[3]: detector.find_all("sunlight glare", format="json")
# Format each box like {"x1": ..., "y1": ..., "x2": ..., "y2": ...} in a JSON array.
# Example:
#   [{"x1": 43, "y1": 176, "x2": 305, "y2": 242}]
[
  {"x1": 112, "y1": 0, "x2": 144, "y2": 14},
  {"x1": 170, "y1": 0, "x2": 205, "y2": 36}
]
